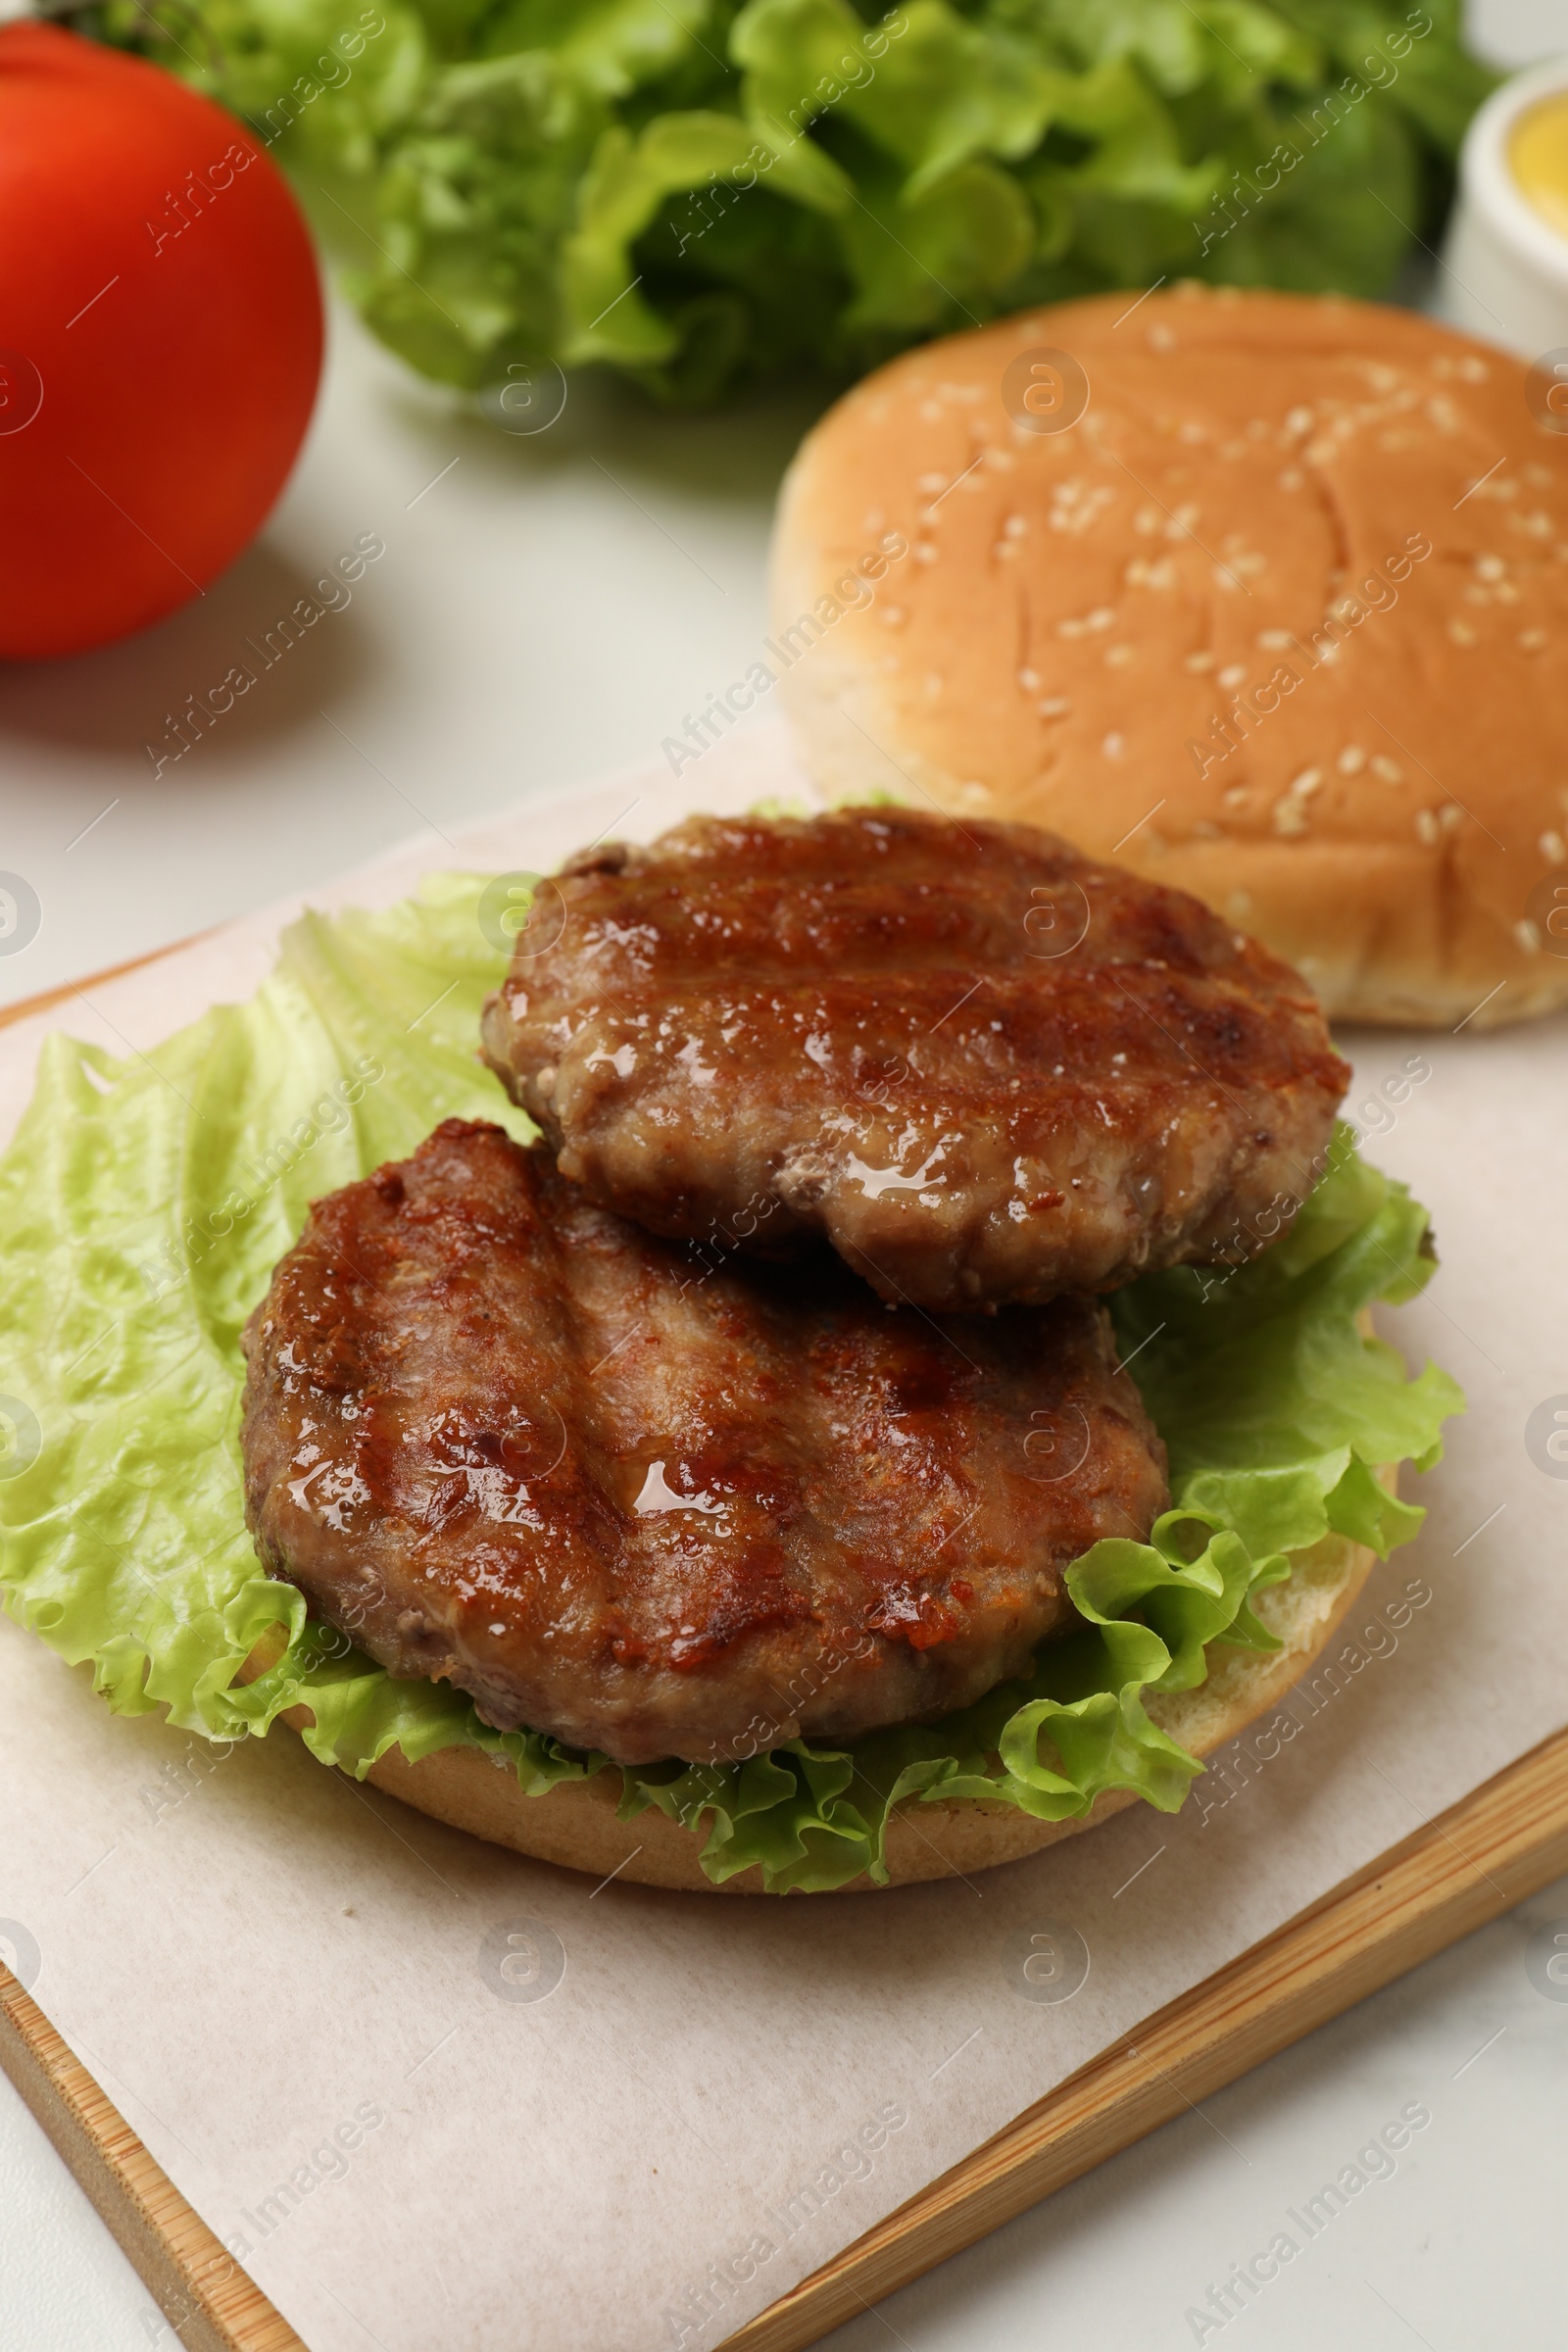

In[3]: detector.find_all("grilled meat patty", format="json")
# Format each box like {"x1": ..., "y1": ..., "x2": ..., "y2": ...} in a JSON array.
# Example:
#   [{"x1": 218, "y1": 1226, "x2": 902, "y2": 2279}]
[
  {"x1": 240, "y1": 1120, "x2": 1168, "y2": 1767},
  {"x1": 480, "y1": 807, "x2": 1350, "y2": 1312}
]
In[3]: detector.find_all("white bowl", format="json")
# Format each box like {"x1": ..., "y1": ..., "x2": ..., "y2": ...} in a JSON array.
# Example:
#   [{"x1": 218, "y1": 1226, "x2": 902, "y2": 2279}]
[{"x1": 1440, "y1": 56, "x2": 1568, "y2": 356}]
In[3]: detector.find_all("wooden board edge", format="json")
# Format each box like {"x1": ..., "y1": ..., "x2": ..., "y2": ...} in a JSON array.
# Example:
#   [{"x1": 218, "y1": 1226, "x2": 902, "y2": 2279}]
[
  {"x1": 0, "y1": 1972, "x2": 305, "y2": 2352},
  {"x1": 1, "y1": 922, "x2": 269, "y2": 2342},
  {"x1": 718, "y1": 1722, "x2": 1568, "y2": 2352},
  {"x1": 1, "y1": 1728, "x2": 1564, "y2": 2352},
  {"x1": 0, "y1": 933, "x2": 212, "y2": 1036}
]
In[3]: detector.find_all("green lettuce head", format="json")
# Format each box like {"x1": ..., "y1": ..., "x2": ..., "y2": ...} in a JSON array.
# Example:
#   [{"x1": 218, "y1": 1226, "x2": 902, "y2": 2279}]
[{"x1": 88, "y1": 0, "x2": 1494, "y2": 404}]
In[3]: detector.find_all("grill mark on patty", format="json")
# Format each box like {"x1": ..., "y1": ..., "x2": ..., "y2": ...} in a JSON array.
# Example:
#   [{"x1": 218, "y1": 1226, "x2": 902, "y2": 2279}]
[
  {"x1": 240, "y1": 1122, "x2": 1170, "y2": 1766},
  {"x1": 480, "y1": 807, "x2": 1349, "y2": 1311}
]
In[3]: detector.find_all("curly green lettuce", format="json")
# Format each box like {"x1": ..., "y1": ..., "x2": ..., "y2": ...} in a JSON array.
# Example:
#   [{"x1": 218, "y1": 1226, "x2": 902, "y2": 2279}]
[
  {"x1": 0, "y1": 874, "x2": 1460, "y2": 1890},
  {"x1": 85, "y1": 0, "x2": 1494, "y2": 404}
]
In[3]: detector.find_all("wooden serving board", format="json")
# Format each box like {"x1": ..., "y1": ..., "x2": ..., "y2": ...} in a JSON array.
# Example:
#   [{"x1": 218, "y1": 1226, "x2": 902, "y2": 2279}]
[
  {"x1": 4, "y1": 946, "x2": 1567, "y2": 2352},
  {"x1": 2, "y1": 1726, "x2": 1566, "y2": 2352}
]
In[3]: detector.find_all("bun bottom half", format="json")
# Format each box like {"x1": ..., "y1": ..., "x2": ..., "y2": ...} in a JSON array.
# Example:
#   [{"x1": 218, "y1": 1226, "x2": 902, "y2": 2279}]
[{"x1": 244, "y1": 1511, "x2": 1380, "y2": 1894}]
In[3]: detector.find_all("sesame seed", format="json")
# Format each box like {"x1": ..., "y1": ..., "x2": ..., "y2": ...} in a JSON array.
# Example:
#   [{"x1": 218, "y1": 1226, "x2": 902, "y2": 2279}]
[
  {"x1": 1415, "y1": 808, "x2": 1440, "y2": 845},
  {"x1": 1223, "y1": 786, "x2": 1250, "y2": 807},
  {"x1": 914, "y1": 544, "x2": 937, "y2": 564},
  {"x1": 1183, "y1": 651, "x2": 1215, "y2": 672},
  {"x1": 1105, "y1": 644, "x2": 1134, "y2": 667},
  {"x1": 916, "y1": 471, "x2": 944, "y2": 493},
  {"x1": 1218, "y1": 663, "x2": 1246, "y2": 688},
  {"x1": 880, "y1": 607, "x2": 905, "y2": 628},
  {"x1": 1289, "y1": 767, "x2": 1323, "y2": 797},
  {"x1": 1102, "y1": 732, "x2": 1125, "y2": 759},
  {"x1": 1004, "y1": 514, "x2": 1027, "y2": 536},
  {"x1": 1439, "y1": 804, "x2": 1463, "y2": 832},
  {"x1": 1225, "y1": 889, "x2": 1254, "y2": 917},
  {"x1": 1338, "y1": 745, "x2": 1366, "y2": 774},
  {"x1": 1516, "y1": 918, "x2": 1542, "y2": 954},
  {"x1": 1087, "y1": 607, "x2": 1115, "y2": 630},
  {"x1": 1370, "y1": 755, "x2": 1402, "y2": 782},
  {"x1": 1278, "y1": 469, "x2": 1302, "y2": 489},
  {"x1": 1039, "y1": 697, "x2": 1070, "y2": 717},
  {"x1": 1448, "y1": 620, "x2": 1477, "y2": 646},
  {"x1": 1286, "y1": 406, "x2": 1312, "y2": 433},
  {"x1": 1257, "y1": 629, "x2": 1293, "y2": 650},
  {"x1": 1541, "y1": 830, "x2": 1566, "y2": 863},
  {"x1": 1273, "y1": 799, "x2": 1309, "y2": 836},
  {"x1": 1018, "y1": 667, "x2": 1040, "y2": 689}
]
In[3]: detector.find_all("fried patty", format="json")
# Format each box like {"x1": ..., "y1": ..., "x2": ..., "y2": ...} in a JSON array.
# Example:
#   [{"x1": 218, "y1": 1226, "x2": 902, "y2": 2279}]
[
  {"x1": 239, "y1": 1120, "x2": 1168, "y2": 1767},
  {"x1": 480, "y1": 807, "x2": 1349, "y2": 1312}
]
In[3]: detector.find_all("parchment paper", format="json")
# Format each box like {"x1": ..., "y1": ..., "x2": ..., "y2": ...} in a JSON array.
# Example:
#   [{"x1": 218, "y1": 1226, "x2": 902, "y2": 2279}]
[{"x1": 0, "y1": 720, "x2": 1562, "y2": 2352}]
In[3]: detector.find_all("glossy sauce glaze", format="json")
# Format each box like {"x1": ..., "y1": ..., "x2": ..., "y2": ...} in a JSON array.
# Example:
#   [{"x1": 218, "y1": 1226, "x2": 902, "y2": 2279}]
[
  {"x1": 240, "y1": 1121, "x2": 1169, "y2": 1765},
  {"x1": 481, "y1": 807, "x2": 1350, "y2": 1311}
]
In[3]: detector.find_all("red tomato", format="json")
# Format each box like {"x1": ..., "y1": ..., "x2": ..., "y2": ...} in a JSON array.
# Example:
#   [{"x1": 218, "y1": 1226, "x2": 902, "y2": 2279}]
[{"x1": 0, "y1": 24, "x2": 321, "y2": 662}]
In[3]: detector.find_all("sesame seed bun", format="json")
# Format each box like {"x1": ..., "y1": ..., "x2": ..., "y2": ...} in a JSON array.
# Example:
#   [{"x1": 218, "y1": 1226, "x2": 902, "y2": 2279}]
[{"x1": 768, "y1": 284, "x2": 1568, "y2": 1031}]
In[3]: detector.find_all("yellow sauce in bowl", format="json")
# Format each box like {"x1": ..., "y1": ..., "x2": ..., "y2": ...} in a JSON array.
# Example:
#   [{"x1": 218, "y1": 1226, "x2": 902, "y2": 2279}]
[{"x1": 1510, "y1": 91, "x2": 1568, "y2": 241}]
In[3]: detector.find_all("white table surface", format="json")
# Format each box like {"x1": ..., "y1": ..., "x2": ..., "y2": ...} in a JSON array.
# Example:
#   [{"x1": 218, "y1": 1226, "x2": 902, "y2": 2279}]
[{"x1": 2, "y1": 3, "x2": 1564, "y2": 2345}]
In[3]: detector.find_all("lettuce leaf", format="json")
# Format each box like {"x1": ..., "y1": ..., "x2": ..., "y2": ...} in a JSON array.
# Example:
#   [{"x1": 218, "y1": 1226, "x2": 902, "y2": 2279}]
[
  {"x1": 86, "y1": 0, "x2": 1494, "y2": 404},
  {"x1": 0, "y1": 874, "x2": 1460, "y2": 1891}
]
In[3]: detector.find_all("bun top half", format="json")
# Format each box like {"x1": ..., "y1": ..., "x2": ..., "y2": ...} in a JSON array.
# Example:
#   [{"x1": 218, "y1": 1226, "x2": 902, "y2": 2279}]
[{"x1": 770, "y1": 283, "x2": 1568, "y2": 1029}]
